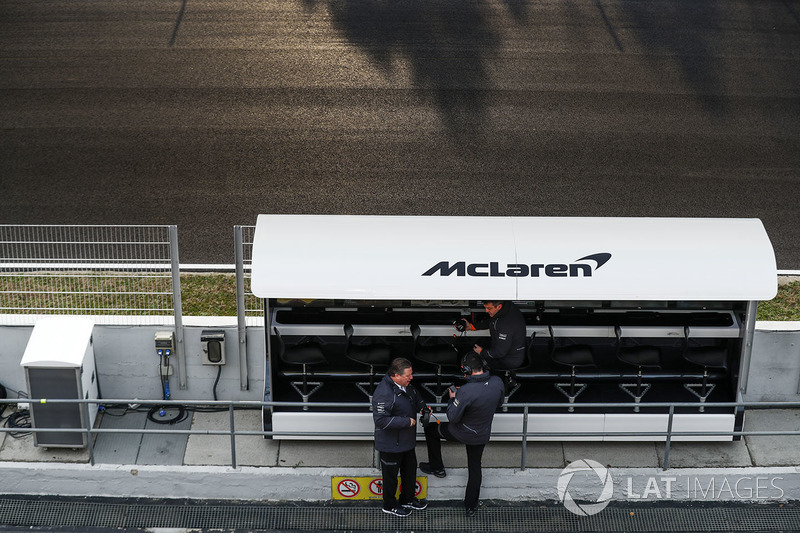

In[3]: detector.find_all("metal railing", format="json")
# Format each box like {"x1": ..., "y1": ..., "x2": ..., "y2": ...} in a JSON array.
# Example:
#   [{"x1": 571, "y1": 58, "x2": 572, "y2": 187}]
[
  {"x1": 2, "y1": 398, "x2": 799, "y2": 471},
  {"x1": 0, "y1": 225, "x2": 182, "y2": 326}
]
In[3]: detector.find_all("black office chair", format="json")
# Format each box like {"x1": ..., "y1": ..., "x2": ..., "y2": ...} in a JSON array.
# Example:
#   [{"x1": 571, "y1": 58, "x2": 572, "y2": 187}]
[
  {"x1": 548, "y1": 325, "x2": 595, "y2": 412},
  {"x1": 615, "y1": 325, "x2": 662, "y2": 412},
  {"x1": 410, "y1": 324, "x2": 459, "y2": 409},
  {"x1": 273, "y1": 327, "x2": 327, "y2": 410},
  {"x1": 682, "y1": 326, "x2": 728, "y2": 412},
  {"x1": 344, "y1": 324, "x2": 392, "y2": 405}
]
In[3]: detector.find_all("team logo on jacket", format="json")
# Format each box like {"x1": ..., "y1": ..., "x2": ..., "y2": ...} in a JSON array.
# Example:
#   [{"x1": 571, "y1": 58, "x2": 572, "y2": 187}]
[{"x1": 422, "y1": 253, "x2": 612, "y2": 278}]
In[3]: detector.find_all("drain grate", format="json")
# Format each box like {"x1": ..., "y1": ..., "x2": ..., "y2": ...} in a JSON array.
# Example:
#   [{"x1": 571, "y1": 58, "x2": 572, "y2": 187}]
[{"x1": 0, "y1": 497, "x2": 799, "y2": 532}]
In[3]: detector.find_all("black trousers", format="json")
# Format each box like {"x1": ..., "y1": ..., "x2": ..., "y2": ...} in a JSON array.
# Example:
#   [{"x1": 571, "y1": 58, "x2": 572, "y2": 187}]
[
  {"x1": 379, "y1": 448, "x2": 418, "y2": 510},
  {"x1": 423, "y1": 422, "x2": 486, "y2": 510}
]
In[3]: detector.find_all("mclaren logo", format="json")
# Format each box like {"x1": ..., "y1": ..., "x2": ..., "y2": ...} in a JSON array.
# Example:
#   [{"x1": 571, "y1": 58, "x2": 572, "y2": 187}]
[{"x1": 422, "y1": 253, "x2": 612, "y2": 278}]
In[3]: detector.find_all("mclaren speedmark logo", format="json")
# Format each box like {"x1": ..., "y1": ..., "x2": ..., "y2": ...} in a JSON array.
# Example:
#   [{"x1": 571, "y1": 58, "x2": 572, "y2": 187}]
[{"x1": 422, "y1": 253, "x2": 612, "y2": 278}]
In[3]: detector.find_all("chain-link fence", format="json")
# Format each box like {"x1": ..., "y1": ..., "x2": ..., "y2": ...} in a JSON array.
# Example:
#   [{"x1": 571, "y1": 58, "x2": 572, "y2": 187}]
[{"x1": 0, "y1": 225, "x2": 182, "y2": 325}]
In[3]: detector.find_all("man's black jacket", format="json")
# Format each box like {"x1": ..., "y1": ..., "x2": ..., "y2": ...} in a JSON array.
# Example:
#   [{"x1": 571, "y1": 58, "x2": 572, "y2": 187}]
[
  {"x1": 372, "y1": 374, "x2": 427, "y2": 453},
  {"x1": 474, "y1": 301, "x2": 527, "y2": 369},
  {"x1": 447, "y1": 371, "x2": 505, "y2": 445}
]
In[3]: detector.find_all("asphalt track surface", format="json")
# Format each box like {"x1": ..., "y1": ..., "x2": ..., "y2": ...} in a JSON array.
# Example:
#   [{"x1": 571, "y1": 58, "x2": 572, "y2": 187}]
[{"x1": 1, "y1": 0, "x2": 799, "y2": 267}]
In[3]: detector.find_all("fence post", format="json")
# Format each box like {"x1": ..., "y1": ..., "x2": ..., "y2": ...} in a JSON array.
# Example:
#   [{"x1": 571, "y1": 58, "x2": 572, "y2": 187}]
[
  {"x1": 229, "y1": 403, "x2": 238, "y2": 469},
  {"x1": 739, "y1": 301, "x2": 759, "y2": 395},
  {"x1": 234, "y1": 226, "x2": 249, "y2": 391},
  {"x1": 84, "y1": 400, "x2": 96, "y2": 466},
  {"x1": 663, "y1": 404, "x2": 675, "y2": 470},
  {"x1": 521, "y1": 405, "x2": 528, "y2": 471},
  {"x1": 169, "y1": 225, "x2": 187, "y2": 389}
]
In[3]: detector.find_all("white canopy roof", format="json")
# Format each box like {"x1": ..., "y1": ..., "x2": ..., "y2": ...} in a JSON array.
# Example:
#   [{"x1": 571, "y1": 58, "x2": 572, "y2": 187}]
[{"x1": 250, "y1": 215, "x2": 777, "y2": 301}]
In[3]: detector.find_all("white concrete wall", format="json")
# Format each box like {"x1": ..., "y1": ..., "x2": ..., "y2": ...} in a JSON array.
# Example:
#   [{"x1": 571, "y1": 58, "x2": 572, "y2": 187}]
[
  {"x1": 0, "y1": 325, "x2": 34, "y2": 399},
  {"x1": 745, "y1": 322, "x2": 800, "y2": 402},
  {"x1": 0, "y1": 320, "x2": 265, "y2": 402},
  {"x1": 2, "y1": 320, "x2": 799, "y2": 404}
]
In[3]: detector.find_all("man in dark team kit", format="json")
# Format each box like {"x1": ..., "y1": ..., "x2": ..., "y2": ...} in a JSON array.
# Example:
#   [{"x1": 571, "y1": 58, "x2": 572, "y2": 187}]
[
  {"x1": 372, "y1": 357, "x2": 430, "y2": 517},
  {"x1": 458, "y1": 301, "x2": 526, "y2": 370},
  {"x1": 419, "y1": 353, "x2": 505, "y2": 516}
]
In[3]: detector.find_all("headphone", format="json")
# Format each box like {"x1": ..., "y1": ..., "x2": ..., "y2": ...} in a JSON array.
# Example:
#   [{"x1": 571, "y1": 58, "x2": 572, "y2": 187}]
[{"x1": 460, "y1": 354, "x2": 482, "y2": 375}]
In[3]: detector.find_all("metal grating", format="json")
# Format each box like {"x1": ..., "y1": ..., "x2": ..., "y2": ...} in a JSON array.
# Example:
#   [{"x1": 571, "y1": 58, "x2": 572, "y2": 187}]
[{"x1": 0, "y1": 498, "x2": 799, "y2": 532}]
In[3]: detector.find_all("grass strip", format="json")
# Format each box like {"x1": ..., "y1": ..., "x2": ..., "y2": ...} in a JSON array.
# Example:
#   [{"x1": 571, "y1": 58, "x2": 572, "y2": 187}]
[{"x1": 2, "y1": 274, "x2": 798, "y2": 320}]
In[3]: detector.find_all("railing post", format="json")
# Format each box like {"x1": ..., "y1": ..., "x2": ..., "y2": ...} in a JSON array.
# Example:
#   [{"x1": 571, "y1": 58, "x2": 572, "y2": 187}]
[
  {"x1": 168, "y1": 225, "x2": 187, "y2": 390},
  {"x1": 84, "y1": 400, "x2": 95, "y2": 466},
  {"x1": 264, "y1": 298, "x2": 273, "y2": 419},
  {"x1": 739, "y1": 301, "x2": 759, "y2": 395},
  {"x1": 229, "y1": 403, "x2": 238, "y2": 469},
  {"x1": 234, "y1": 226, "x2": 249, "y2": 391},
  {"x1": 521, "y1": 405, "x2": 528, "y2": 471},
  {"x1": 663, "y1": 404, "x2": 675, "y2": 471}
]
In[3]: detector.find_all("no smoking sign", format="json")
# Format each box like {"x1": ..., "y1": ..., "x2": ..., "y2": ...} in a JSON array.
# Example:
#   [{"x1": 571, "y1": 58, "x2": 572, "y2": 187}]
[
  {"x1": 336, "y1": 479, "x2": 361, "y2": 498},
  {"x1": 332, "y1": 476, "x2": 428, "y2": 500}
]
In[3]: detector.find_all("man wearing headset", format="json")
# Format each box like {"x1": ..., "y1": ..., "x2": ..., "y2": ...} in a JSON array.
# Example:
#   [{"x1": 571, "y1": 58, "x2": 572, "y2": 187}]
[
  {"x1": 458, "y1": 301, "x2": 526, "y2": 371},
  {"x1": 419, "y1": 353, "x2": 505, "y2": 517}
]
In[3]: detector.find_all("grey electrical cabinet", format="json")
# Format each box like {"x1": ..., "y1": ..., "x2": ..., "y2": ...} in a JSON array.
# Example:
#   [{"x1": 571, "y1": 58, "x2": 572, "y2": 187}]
[{"x1": 20, "y1": 317, "x2": 99, "y2": 448}]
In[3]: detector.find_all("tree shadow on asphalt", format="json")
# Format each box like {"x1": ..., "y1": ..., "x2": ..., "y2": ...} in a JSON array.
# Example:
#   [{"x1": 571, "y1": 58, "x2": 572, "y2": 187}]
[
  {"x1": 614, "y1": 0, "x2": 727, "y2": 117},
  {"x1": 301, "y1": 0, "x2": 520, "y2": 137},
  {"x1": 299, "y1": 0, "x2": 797, "y2": 134}
]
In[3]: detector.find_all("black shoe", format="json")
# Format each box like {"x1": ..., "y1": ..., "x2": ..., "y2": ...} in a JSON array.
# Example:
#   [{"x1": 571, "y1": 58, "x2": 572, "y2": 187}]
[
  {"x1": 382, "y1": 506, "x2": 412, "y2": 517},
  {"x1": 504, "y1": 371, "x2": 518, "y2": 394},
  {"x1": 419, "y1": 462, "x2": 447, "y2": 478},
  {"x1": 466, "y1": 500, "x2": 484, "y2": 517},
  {"x1": 402, "y1": 498, "x2": 428, "y2": 510}
]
